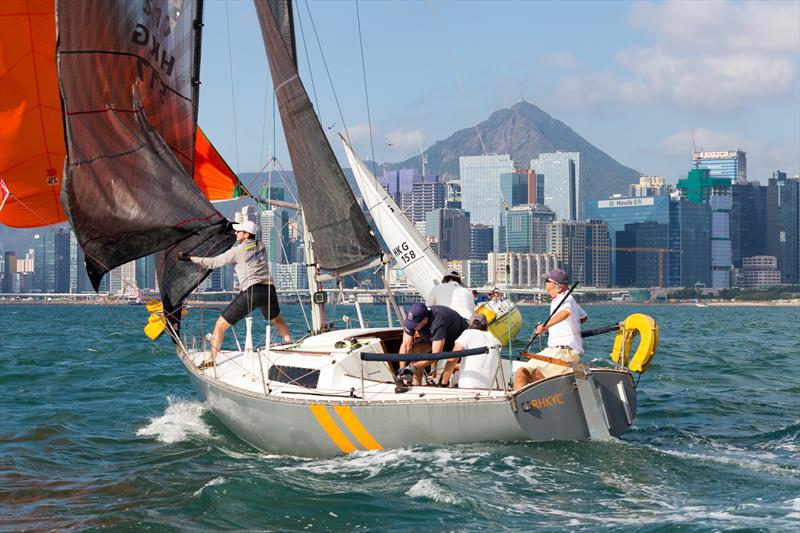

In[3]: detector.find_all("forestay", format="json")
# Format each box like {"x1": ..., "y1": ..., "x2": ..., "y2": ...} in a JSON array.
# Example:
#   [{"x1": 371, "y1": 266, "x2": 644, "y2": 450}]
[{"x1": 254, "y1": 0, "x2": 382, "y2": 277}]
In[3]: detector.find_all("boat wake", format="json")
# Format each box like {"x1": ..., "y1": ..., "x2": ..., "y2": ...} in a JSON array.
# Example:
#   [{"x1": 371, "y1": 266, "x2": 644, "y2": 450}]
[{"x1": 135, "y1": 396, "x2": 211, "y2": 444}]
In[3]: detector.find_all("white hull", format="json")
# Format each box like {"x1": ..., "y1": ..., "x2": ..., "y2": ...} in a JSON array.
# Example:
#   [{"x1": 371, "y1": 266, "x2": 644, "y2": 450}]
[{"x1": 179, "y1": 328, "x2": 637, "y2": 457}]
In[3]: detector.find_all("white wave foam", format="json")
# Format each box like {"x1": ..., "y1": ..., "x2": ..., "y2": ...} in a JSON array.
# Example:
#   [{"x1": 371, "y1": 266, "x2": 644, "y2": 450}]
[
  {"x1": 656, "y1": 447, "x2": 797, "y2": 477},
  {"x1": 787, "y1": 497, "x2": 800, "y2": 519},
  {"x1": 280, "y1": 447, "x2": 416, "y2": 478},
  {"x1": 192, "y1": 476, "x2": 226, "y2": 497},
  {"x1": 406, "y1": 479, "x2": 462, "y2": 504},
  {"x1": 136, "y1": 396, "x2": 211, "y2": 444}
]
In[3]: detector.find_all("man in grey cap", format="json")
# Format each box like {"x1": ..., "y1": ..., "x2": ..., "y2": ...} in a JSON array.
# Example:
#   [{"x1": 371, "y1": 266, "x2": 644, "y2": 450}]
[
  {"x1": 179, "y1": 220, "x2": 291, "y2": 369},
  {"x1": 514, "y1": 268, "x2": 587, "y2": 390},
  {"x1": 426, "y1": 270, "x2": 475, "y2": 319}
]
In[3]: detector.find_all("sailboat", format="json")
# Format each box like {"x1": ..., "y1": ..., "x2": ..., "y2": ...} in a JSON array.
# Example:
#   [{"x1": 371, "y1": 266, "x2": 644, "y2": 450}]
[{"x1": 3, "y1": 0, "x2": 660, "y2": 457}]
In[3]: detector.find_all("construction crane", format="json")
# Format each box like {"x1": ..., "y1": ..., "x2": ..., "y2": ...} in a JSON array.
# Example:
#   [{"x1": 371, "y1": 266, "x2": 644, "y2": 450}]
[{"x1": 691, "y1": 128, "x2": 701, "y2": 168}]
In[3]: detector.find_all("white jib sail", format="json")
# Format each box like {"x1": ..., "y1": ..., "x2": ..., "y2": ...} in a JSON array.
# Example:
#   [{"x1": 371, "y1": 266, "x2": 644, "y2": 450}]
[{"x1": 341, "y1": 135, "x2": 447, "y2": 298}]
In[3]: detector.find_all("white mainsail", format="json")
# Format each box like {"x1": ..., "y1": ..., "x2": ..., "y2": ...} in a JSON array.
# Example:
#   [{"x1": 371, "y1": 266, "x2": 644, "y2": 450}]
[{"x1": 341, "y1": 135, "x2": 447, "y2": 298}]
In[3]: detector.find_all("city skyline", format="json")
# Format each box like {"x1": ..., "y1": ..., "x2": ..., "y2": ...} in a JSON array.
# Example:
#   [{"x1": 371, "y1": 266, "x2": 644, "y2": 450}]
[{"x1": 196, "y1": 0, "x2": 799, "y2": 185}]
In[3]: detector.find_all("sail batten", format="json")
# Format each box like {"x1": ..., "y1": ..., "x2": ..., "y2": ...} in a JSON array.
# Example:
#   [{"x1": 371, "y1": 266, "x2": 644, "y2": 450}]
[{"x1": 254, "y1": 0, "x2": 382, "y2": 275}]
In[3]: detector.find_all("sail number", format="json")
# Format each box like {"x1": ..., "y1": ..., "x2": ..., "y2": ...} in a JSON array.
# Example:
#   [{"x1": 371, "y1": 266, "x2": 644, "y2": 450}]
[{"x1": 392, "y1": 242, "x2": 417, "y2": 265}]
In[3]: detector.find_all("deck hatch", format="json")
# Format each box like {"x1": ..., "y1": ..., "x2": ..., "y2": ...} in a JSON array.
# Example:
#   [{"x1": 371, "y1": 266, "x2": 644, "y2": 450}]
[{"x1": 268, "y1": 365, "x2": 320, "y2": 388}]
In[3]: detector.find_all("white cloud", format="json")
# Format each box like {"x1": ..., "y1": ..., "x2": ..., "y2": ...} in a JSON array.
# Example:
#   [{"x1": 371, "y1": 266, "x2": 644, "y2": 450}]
[
  {"x1": 658, "y1": 128, "x2": 799, "y2": 180},
  {"x1": 384, "y1": 128, "x2": 424, "y2": 152},
  {"x1": 555, "y1": 0, "x2": 799, "y2": 112},
  {"x1": 629, "y1": 0, "x2": 800, "y2": 54}
]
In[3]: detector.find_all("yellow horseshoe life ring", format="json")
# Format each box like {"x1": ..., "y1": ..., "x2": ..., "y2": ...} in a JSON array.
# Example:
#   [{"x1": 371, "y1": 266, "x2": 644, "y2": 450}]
[{"x1": 610, "y1": 313, "x2": 659, "y2": 373}]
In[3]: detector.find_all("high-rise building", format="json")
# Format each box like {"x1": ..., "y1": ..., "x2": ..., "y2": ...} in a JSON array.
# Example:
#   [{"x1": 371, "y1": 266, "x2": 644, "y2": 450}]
[
  {"x1": 2, "y1": 251, "x2": 16, "y2": 293},
  {"x1": 507, "y1": 204, "x2": 555, "y2": 254},
  {"x1": 767, "y1": 171, "x2": 799, "y2": 284},
  {"x1": 669, "y1": 199, "x2": 711, "y2": 288},
  {"x1": 629, "y1": 176, "x2": 672, "y2": 197},
  {"x1": 274, "y1": 263, "x2": 309, "y2": 291},
  {"x1": 677, "y1": 168, "x2": 732, "y2": 288},
  {"x1": 487, "y1": 252, "x2": 559, "y2": 289},
  {"x1": 586, "y1": 196, "x2": 670, "y2": 286},
  {"x1": 531, "y1": 151, "x2": 580, "y2": 220},
  {"x1": 459, "y1": 154, "x2": 514, "y2": 244},
  {"x1": 54, "y1": 229, "x2": 70, "y2": 293},
  {"x1": 692, "y1": 150, "x2": 747, "y2": 183},
  {"x1": 529, "y1": 173, "x2": 545, "y2": 206},
  {"x1": 546, "y1": 220, "x2": 610, "y2": 288},
  {"x1": 500, "y1": 169, "x2": 530, "y2": 208},
  {"x1": 410, "y1": 179, "x2": 446, "y2": 224},
  {"x1": 470, "y1": 224, "x2": 494, "y2": 260},
  {"x1": 426, "y1": 208, "x2": 470, "y2": 260},
  {"x1": 108, "y1": 261, "x2": 137, "y2": 295},
  {"x1": 730, "y1": 182, "x2": 767, "y2": 269},
  {"x1": 135, "y1": 255, "x2": 156, "y2": 290},
  {"x1": 33, "y1": 232, "x2": 56, "y2": 292}
]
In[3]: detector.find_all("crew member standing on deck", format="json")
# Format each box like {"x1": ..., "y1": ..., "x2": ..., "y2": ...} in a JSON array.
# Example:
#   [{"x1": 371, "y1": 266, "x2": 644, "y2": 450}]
[
  {"x1": 178, "y1": 220, "x2": 291, "y2": 369},
  {"x1": 426, "y1": 270, "x2": 475, "y2": 319},
  {"x1": 514, "y1": 268, "x2": 587, "y2": 390}
]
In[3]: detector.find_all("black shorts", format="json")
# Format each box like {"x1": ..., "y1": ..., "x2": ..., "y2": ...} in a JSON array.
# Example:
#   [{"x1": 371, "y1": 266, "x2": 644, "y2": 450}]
[{"x1": 221, "y1": 284, "x2": 280, "y2": 325}]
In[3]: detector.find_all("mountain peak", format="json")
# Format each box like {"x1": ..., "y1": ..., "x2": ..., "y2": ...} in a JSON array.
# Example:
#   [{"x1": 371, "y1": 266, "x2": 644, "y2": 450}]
[{"x1": 388, "y1": 102, "x2": 640, "y2": 208}]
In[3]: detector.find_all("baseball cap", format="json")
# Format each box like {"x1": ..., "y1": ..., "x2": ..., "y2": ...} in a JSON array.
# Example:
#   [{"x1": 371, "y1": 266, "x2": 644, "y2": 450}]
[
  {"x1": 469, "y1": 312, "x2": 488, "y2": 330},
  {"x1": 403, "y1": 303, "x2": 430, "y2": 334},
  {"x1": 232, "y1": 220, "x2": 258, "y2": 236},
  {"x1": 543, "y1": 268, "x2": 569, "y2": 285}
]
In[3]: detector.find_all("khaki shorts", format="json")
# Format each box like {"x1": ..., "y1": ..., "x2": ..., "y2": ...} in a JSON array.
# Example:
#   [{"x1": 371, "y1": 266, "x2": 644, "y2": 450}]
[{"x1": 522, "y1": 346, "x2": 581, "y2": 378}]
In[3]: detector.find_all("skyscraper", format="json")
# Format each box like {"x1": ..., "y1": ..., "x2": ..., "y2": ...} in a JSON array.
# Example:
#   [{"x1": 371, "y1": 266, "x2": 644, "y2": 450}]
[
  {"x1": 499, "y1": 169, "x2": 530, "y2": 208},
  {"x1": 2, "y1": 251, "x2": 16, "y2": 293},
  {"x1": 546, "y1": 219, "x2": 610, "y2": 288},
  {"x1": 730, "y1": 182, "x2": 767, "y2": 269},
  {"x1": 692, "y1": 150, "x2": 747, "y2": 183},
  {"x1": 531, "y1": 151, "x2": 580, "y2": 220},
  {"x1": 426, "y1": 208, "x2": 470, "y2": 260},
  {"x1": 459, "y1": 154, "x2": 514, "y2": 244},
  {"x1": 586, "y1": 196, "x2": 670, "y2": 286},
  {"x1": 768, "y1": 171, "x2": 799, "y2": 284},
  {"x1": 470, "y1": 224, "x2": 494, "y2": 260},
  {"x1": 677, "y1": 168, "x2": 732, "y2": 288},
  {"x1": 507, "y1": 204, "x2": 555, "y2": 254},
  {"x1": 54, "y1": 229, "x2": 70, "y2": 293}
]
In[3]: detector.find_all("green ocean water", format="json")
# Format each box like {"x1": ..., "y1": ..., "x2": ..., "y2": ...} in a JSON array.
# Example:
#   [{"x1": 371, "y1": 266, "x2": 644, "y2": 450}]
[{"x1": 1, "y1": 303, "x2": 798, "y2": 531}]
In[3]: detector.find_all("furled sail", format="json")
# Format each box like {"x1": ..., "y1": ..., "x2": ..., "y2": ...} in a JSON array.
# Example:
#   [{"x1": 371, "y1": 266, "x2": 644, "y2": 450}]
[
  {"x1": 0, "y1": 1, "x2": 246, "y2": 229},
  {"x1": 57, "y1": 0, "x2": 233, "y2": 321},
  {"x1": 341, "y1": 136, "x2": 447, "y2": 298},
  {"x1": 254, "y1": 0, "x2": 382, "y2": 276}
]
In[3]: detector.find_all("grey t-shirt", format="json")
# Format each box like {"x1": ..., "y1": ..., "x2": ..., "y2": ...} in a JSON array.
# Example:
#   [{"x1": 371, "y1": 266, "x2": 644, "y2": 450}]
[{"x1": 191, "y1": 239, "x2": 272, "y2": 291}]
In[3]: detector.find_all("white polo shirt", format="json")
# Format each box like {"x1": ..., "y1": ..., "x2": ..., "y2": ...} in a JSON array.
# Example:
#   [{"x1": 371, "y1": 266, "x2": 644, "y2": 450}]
[
  {"x1": 546, "y1": 292, "x2": 587, "y2": 353},
  {"x1": 426, "y1": 281, "x2": 475, "y2": 319}
]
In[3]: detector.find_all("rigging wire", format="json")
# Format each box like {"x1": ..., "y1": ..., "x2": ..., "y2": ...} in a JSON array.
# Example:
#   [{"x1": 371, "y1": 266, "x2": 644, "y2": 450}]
[
  {"x1": 354, "y1": 0, "x2": 378, "y2": 176},
  {"x1": 224, "y1": 0, "x2": 241, "y2": 171},
  {"x1": 295, "y1": 3, "x2": 321, "y2": 113},
  {"x1": 302, "y1": 0, "x2": 351, "y2": 145},
  {"x1": 424, "y1": 0, "x2": 488, "y2": 156}
]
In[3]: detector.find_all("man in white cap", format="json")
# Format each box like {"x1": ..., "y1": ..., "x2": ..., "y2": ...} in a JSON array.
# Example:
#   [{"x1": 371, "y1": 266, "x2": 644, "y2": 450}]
[
  {"x1": 179, "y1": 220, "x2": 291, "y2": 369},
  {"x1": 426, "y1": 270, "x2": 475, "y2": 319},
  {"x1": 514, "y1": 268, "x2": 587, "y2": 390}
]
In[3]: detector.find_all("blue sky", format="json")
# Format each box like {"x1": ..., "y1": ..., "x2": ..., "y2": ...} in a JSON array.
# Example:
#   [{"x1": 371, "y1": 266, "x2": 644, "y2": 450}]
[{"x1": 199, "y1": 0, "x2": 799, "y2": 185}]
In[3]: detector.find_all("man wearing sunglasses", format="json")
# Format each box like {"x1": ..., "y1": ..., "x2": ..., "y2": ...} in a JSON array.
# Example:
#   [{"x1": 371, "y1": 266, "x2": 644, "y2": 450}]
[{"x1": 514, "y1": 268, "x2": 587, "y2": 390}]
